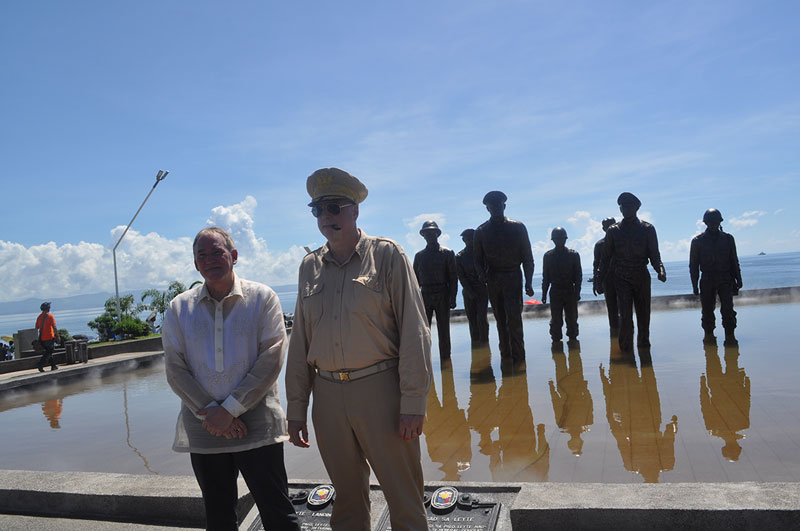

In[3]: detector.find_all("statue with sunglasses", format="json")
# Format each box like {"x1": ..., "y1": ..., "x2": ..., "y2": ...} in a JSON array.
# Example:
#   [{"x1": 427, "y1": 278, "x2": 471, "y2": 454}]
[
  {"x1": 414, "y1": 220, "x2": 458, "y2": 359},
  {"x1": 592, "y1": 217, "x2": 620, "y2": 335},
  {"x1": 456, "y1": 228, "x2": 490, "y2": 344},
  {"x1": 474, "y1": 191, "x2": 535, "y2": 363}
]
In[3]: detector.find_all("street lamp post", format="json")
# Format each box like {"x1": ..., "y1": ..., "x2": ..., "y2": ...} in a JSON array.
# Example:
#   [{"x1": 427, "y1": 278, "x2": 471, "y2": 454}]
[{"x1": 113, "y1": 170, "x2": 169, "y2": 323}]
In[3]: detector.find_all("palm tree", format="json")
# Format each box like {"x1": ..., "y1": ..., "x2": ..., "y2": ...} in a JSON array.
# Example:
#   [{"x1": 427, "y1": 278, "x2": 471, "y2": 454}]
[{"x1": 140, "y1": 281, "x2": 187, "y2": 326}]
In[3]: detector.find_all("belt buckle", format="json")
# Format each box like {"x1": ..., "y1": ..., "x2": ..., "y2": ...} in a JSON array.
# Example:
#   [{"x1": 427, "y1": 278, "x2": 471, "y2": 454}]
[{"x1": 338, "y1": 370, "x2": 351, "y2": 382}]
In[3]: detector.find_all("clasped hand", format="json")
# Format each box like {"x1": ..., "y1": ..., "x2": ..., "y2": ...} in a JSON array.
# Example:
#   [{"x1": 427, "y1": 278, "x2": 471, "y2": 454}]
[{"x1": 197, "y1": 405, "x2": 248, "y2": 439}]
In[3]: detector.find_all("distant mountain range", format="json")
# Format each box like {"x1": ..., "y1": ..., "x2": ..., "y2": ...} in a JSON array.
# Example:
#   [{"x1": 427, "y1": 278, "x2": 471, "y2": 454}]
[
  {"x1": 0, "y1": 284, "x2": 299, "y2": 315},
  {"x1": 0, "y1": 292, "x2": 132, "y2": 315}
]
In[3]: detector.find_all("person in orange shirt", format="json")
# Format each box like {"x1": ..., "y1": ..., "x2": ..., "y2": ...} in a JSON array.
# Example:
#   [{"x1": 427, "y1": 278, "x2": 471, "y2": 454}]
[{"x1": 35, "y1": 302, "x2": 60, "y2": 372}]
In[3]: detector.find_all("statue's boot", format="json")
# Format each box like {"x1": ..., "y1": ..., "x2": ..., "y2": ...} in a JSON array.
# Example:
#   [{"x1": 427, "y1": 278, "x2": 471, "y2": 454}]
[
  {"x1": 724, "y1": 328, "x2": 738, "y2": 346},
  {"x1": 703, "y1": 330, "x2": 717, "y2": 345}
]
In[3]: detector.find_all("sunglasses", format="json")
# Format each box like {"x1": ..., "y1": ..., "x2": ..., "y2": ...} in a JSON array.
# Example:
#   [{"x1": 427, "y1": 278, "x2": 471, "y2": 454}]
[{"x1": 311, "y1": 203, "x2": 354, "y2": 218}]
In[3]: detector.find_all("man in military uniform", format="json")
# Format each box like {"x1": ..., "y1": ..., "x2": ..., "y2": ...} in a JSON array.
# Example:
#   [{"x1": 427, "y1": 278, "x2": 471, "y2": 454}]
[
  {"x1": 414, "y1": 220, "x2": 458, "y2": 359},
  {"x1": 598, "y1": 193, "x2": 666, "y2": 352},
  {"x1": 542, "y1": 227, "x2": 582, "y2": 344},
  {"x1": 286, "y1": 168, "x2": 432, "y2": 531},
  {"x1": 474, "y1": 191, "x2": 535, "y2": 362},
  {"x1": 455, "y1": 228, "x2": 489, "y2": 344},
  {"x1": 689, "y1": 208, "x2": 743, "y2": 346},
  {"x1": 592, "y1": 217, "x2": 619, "y2": 335}
]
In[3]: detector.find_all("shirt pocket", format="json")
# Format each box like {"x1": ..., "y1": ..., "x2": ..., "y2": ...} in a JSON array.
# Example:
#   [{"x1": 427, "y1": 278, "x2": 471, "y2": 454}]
[
  {"x1": 352, "y1": 274, "x2": 387, "y2": 315},
  {"x1": 301, "y1": 281, "x2": 325, "y2": 327}
]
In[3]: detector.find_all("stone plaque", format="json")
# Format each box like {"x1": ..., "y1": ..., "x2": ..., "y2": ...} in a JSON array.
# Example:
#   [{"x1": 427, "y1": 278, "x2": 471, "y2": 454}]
[
  {"x1": 247, "y1": 487, "x2": 335, "y2": 531},
  {"x1": 376, "y1": 490, "x2": 500, "y2": 531}
]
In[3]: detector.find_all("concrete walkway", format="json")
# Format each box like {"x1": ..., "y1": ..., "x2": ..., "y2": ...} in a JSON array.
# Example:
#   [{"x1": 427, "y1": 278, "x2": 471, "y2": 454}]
[{"x1": 0, "y1": 350, "x2": 164, "y2": 394}]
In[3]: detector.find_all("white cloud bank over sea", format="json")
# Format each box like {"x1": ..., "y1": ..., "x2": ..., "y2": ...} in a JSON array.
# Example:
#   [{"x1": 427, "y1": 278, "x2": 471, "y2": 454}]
[
  {"x1": 0, "y1": 193, "x2": 781, "y2": 304},
  {"x1": 0, "y1": 196, "x2": 306, "y2": 303}
]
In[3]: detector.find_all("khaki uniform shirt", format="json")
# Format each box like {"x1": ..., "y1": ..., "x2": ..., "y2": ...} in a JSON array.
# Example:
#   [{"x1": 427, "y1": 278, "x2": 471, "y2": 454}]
[{"x1": 286, "y1": 231, "x2": 432, "y2": 422}]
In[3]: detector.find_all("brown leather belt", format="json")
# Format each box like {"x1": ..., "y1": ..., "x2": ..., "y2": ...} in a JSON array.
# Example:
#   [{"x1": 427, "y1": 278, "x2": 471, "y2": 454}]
[{"x1": 316, "y1": 358, "x2": 399, "y2": 383}]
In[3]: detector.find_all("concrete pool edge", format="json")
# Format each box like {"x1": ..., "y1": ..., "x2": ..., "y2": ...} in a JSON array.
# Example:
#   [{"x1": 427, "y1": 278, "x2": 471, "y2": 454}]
[
  {"x1": 1, "y1": 470, "x2": 799, "y2": 530},
  {"x1": 0, "y1": 351, "x2": 165, "y2": 395}
]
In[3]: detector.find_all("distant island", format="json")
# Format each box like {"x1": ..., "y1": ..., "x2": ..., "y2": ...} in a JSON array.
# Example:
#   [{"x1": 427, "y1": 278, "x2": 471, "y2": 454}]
[{"x1": 759, "y1": 252, "x2": 767, "y2": 256}]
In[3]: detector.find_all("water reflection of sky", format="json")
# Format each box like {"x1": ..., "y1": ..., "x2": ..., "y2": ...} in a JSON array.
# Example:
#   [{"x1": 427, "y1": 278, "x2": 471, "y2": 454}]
[{"x1": 1, "y1": 302, "x2": 799, "y2": 484}]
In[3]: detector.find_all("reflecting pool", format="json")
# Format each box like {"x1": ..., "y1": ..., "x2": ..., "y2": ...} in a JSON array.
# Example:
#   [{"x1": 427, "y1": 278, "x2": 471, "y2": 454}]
[{"x1": 1, "y1": 302, "x2": 799, "y2": 484}]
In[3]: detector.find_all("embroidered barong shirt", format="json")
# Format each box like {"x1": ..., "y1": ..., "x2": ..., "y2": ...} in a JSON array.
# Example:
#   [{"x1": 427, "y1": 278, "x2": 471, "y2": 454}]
[{"x1": 163, "y1": 275, "x2": 289, "y2": 454}]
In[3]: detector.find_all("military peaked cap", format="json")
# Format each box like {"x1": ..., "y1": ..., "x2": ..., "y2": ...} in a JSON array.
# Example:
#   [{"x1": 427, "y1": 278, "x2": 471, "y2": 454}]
[
  {"x1": 306, "y1": 167, "x2": 368, "y2": 206},
  {"x1": 617, "y1": 192, "x2": 641, "y2": 208},
  {"x1": 483, "y1": 190, "x2": 507, "y2": 204}
]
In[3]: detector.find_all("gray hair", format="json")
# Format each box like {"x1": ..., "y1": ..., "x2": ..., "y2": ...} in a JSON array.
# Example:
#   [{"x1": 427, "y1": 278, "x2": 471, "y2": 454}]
[{"x1": 193, "y1": 227, "x2": 236, "y2": 253}]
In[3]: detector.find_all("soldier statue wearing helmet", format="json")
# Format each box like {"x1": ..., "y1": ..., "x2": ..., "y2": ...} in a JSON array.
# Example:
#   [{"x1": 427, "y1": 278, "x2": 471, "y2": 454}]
[
  {"x1": 690, "y1": 208, "x2": 743, "y2": 345},
  {"x1": 592, "y1": 217, "x2": 620, "y2": 335},
  {"x1": 542, "y1": 227, "x2": 583, "y2": 345},
  {"x1": 597, "y1": 193, "x2": 667, "y2": 352},
  {"x1": 413, "y1": 220, "x2": 459, "y2": 359}
]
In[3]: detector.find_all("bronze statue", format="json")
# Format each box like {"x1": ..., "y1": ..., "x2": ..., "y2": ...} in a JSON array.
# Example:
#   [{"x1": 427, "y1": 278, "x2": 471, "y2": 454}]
[
  {"x1": 592, "y1": 217, "x2": 619, "y2": 335},
  {"x1": 689, "y1": 208, "x2": 743, "y2": 346},
  {"x1": 473, "y1": 191, "x2": 535, "y2": 362},
  {"x1": 413, "y1": 220, "x2": 458, "y2": 359},
  {"x1": 542, "y1": 227, "x2": 582, "y2": 344},
  {"x1": 597, "y1": 193, "x2": 666, "y2": 352},
  {"x1": 456, "y1": 228, "x2": 490, "y2": 344}
]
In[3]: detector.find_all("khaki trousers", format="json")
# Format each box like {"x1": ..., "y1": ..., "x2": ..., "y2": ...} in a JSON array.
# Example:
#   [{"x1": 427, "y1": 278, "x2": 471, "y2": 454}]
[{"x1": 312, "y1": 367, "x2": 428, "y2": 531}]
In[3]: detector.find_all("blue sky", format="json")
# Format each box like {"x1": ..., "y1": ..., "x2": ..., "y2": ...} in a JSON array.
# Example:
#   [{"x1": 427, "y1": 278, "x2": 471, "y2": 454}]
[{"x1": 1, "y1": 1, "x2": 798, "y2": 302}]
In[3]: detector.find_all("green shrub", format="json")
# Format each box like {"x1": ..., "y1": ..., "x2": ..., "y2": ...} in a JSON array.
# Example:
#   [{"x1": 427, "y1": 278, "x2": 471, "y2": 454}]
[
  {"x1": 57, "y1": 328, "x2": 72, "y2": 345},
  {"x1": 88, "y1": 313, "x2": 117, "y2": 342},
  {"x1": 113, "y1": 316, "x2": 151, "y2": 340}
]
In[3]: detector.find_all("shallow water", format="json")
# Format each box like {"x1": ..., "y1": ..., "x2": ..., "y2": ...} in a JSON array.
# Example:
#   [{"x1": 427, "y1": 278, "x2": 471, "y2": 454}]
[{"x1": 1, "y1": 302, "x2": 799, "y2": 484}]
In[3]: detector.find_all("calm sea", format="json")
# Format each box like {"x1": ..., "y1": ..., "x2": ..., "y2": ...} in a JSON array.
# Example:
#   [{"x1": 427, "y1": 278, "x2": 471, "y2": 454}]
[{"x1": 2, "y1": 252, "x2": 798, "y2": 338}]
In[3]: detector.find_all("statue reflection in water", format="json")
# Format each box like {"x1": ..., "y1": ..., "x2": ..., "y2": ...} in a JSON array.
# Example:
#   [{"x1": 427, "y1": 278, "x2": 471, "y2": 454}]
[
  {"x1": 549, "y1": 340, "x2": 593, "y2": 456},
  {"x1": 700, "y1": 343, "x2": 750, "y2": 461},
  {"x1": 465, "y1": 345, "x2": 549, "y2": 482},
  {"x1": 42, "y1": 398, "x2": 63, "y2": 429},
  {"x1": 467, "y1": 344, "x2": 501, "y2": 471},
  {"x1": 424, "y1": 359, "x2": 472, "y2": 481},
  {"x1": 600, "y1": 347, "x2": 677, "y2": 483}
]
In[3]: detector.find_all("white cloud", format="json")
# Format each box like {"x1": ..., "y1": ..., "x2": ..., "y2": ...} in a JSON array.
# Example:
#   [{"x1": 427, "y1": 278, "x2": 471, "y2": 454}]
[
  {"x1": 728, "y1": 210, "x2": 765, "y2": 230},
  {"x1": 660, "y1": 239, "x2": 692, "y2": 262},
  {"x1": 0, "y1": 240, "x2": 112, "y2": 303},
  {"x1": 402, "y1": 213, "x2": 452, "y2": 254},
  {"x1": 695, "y1": 218, "x2": 705, "y2": 233},
  {"x1": 0, "y1": 197, "x2": 308, "y2": 303},
  {"x1": 202, "y1": 196, "x2": 308, "y2": 288}
]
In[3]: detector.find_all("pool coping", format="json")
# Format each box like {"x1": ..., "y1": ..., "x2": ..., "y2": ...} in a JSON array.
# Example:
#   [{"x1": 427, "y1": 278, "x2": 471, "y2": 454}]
[{"x1": 1, "y1": 469, "x2": 799, "y2": 530}]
